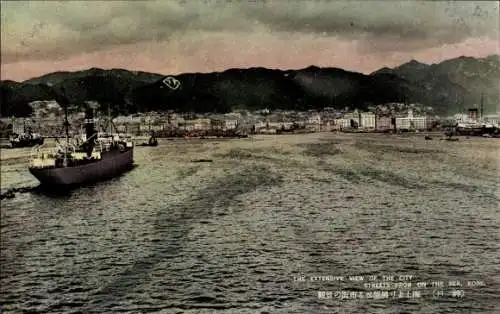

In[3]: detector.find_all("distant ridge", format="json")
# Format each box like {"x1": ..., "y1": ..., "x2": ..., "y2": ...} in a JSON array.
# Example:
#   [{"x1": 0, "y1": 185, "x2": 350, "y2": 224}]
[{"x1": 1, "y1": 55, "x2": 499, "y2": 117}]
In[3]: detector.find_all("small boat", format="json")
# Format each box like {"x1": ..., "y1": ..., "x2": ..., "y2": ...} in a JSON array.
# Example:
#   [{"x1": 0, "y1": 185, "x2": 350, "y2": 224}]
[
  {"x1": 8, "y1": 119, "x2": 44, "y2": 148},
  {"x1": 191, "y1": 159, "x2": 213, "y2": 163},
  {"x1": 9, "y1": 132, "x2": 44, "y2": 148},
  {"x1": 138, "y1": 132, "x2": 158, "y2": 146}
]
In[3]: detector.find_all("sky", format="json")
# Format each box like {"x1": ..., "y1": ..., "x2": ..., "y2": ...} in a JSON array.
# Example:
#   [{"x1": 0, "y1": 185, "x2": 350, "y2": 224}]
[{"x1": 1, "y1": 0, "x2": 499, "y2": 81}]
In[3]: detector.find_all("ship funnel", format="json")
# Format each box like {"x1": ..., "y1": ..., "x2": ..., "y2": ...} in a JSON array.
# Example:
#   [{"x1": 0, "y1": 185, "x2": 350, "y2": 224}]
[{"x1": 84, "y1": 108, "x2": 97, "y2": 157}]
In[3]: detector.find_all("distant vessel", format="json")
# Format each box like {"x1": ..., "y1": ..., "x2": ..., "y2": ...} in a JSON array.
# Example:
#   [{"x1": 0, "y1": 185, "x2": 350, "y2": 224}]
[
  {"x1": 455, "y1": 121, "x2": 498, "y2": 136},
  {"x1": 137, "y1": 131, "x2": 158, "y2": 147},
  {"x1": 28, "y1": 91, "x2": 134, "y2": 187},
  {"x1": 9, "y1": 132, "x2": 44, "y2": 148},
  {"x1": 9, "y1": 120, "x2": 44, "y2": 148},
  {"x1": 451, "y1": 94, "x2": 499, "y2": 137}
]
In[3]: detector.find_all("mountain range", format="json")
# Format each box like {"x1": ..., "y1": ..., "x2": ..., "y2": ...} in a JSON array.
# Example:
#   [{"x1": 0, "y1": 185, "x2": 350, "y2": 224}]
[{"x1": 1, "y1": 55, "x2": 499, "y2": 117}]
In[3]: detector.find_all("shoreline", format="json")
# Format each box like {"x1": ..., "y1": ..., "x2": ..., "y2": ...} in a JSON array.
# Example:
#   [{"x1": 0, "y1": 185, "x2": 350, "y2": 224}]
[{"x1": 0, "y1": 130, "x2": 496, "y2": 144}]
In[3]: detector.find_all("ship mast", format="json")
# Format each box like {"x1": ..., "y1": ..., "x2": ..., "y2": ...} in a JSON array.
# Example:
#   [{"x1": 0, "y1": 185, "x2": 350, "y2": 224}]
[
  {"x1": 64, "y1": 99, "x2": 70, "y2": 145},
  {"x1": 61, "y1": 88, "x2": 70, "y2": 167},
  {"x1": 480, "y1": 93, "x2": 484, "y2": 121},
  {"x1": 108, "y1": 105, "x2": 112, "y2": 135},
  {"x1": 84, "y1": 106, "x2": 97, "y2": 157}
]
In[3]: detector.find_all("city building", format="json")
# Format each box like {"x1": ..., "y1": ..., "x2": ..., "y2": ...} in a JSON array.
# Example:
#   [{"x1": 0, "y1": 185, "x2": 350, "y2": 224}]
[
  {"x1": 320, "y1": 117, "x2": 336, "y2": 132},
  {"x1": 266, "y1": 122, "x2": 281, "y2": 129},
  {"x1": 376, "y1": 116, "x2": 392, "y2": 130},
  {"x1": 343, "y1": 110, "x2": 360, "y2": 127},
  {"x1": 12, "y1": 118, "x2": 30, "y2": 134},
  {"x1": 307, "y1": 113, "x2": 322, "y2": 124},
  {"x1": 395, "y1": 110, "x2": 428, "y2": 130},
  {"x1": 139, "y1": 123, "x2": 167, "y2": 132},
  {"x1": 224, "y1": 119, "x2": 239, "y2": 130},
  {"x1": 210, "y1": 117, "x2": 225, "y2": 130},
  {"x1": 320, "y1": 121, "x2": 332, "y2": 132},
  {"x1": 305, "y1": 113, "x2": 321, "y2": 131},
  {"x1": 182, "y1": 118, "x2": 211, "y2": 131},
  {"x1": 334, "y1": 118, "x2": 351, "y2": 128},
  {"x1": 254, "y1": 120, "x2": 267, "y2": 130},
  {"x1": 360, "y1": 113, "x2": 376, "y2": 129}
]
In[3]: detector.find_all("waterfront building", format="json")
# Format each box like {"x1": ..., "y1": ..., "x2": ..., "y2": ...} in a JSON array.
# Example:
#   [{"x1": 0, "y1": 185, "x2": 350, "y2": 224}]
[
  {"x1": 306, "y1": 113, "x2": 321, "y2": 131},
  {"x1": 335, "y1": 118, "x2": 351, "y2": 128},
  {"x1": 395, "y1": 110, "x2": 429, "y2": 130},
  {"x1": 183, "y1": 118, "x2": 211, "y2": 131},
  {"x1": 360, "y1": 113, "x2": 376, "y2": 129},
  {"x1": 254, "y1": 121, "x2": 267, "y2": 130},
  {"x1": 308, "y1": 113, "x2": 322, "y2": 124},
  {"x1": 321, "y1": 117, "x2": 336, "y2": 132},
  {"x1": 343, "y1": 110, "x2": 359, "y2": 122},
  {"x1": 376, "y1": 116, "x2": 392, "y2": 130},
  {"x1": 224, "y1": 119, "x2": 239, "y2": 130}
]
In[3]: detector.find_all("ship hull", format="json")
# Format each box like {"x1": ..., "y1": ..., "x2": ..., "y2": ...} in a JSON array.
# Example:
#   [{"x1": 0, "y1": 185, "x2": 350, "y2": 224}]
[
  {"x1": 456, "y1": 126, "x2": 499, "y2": 136},
  {"x1": 29, "y1": 149, "x2": 134, "y2": 187}
]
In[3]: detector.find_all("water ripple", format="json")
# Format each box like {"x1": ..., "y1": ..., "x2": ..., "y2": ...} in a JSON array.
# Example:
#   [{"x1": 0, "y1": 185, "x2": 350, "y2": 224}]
[{"x1": 1, "y1": 134, "x2": 499, "y2": 313}]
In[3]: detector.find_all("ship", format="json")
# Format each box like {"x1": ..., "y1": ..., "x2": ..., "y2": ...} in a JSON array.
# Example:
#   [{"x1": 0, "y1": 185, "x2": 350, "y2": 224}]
[
  {"x1": 137, "y1": 131, "x2": 158, "y2": 146},
  {"x1": 9, "y1": 132, "x2": 44, "y2": 148},
  {"x1": 8, "y1": 119, "x2": 44, "y2": 148},
  {"x1": 449, "y1": 94, "x2": 499, "y2": 137},
  {"x1": 455, "y1": 121, "x2": 498, "y2": 136},
  {"x1": 28, "y1": 90, "x2": 134, "y2": 187}
]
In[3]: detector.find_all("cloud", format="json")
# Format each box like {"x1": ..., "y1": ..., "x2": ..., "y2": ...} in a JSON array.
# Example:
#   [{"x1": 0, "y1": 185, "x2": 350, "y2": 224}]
[
  {"x1": 0, "y1": 1, "x2": 256, "y2": 62},
  {"x1": 1, "y1": 0, "x2": 498, "y2": 63},
  {"x1": 243, "y1": 1, "x2": 499, "y2": 52}
]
